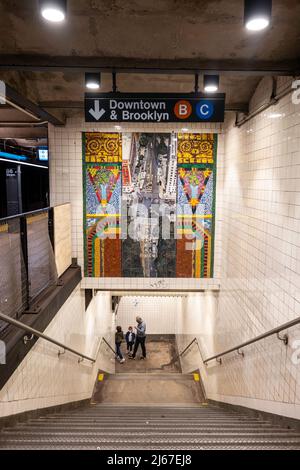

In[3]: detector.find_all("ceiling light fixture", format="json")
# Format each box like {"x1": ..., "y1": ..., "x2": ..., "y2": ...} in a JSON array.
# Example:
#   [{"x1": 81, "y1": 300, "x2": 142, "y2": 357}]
[
  {"x1": 39, "y1": 0, "x2": 67, "y2": 23},
  {"x1": 244, "y1": 0, "x2": 272, "y2": 31},
  {"x1": 203, "y1": 75, "x2": 219, "y2": 93},
  {"x1": 85, "y1": 72, "x2": 101, "y2": 90}
]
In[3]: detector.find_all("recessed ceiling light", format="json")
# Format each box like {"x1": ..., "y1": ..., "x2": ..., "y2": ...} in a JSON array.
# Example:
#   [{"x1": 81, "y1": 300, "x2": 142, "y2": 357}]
[
  {"x1": 203, "y1": 75, "x2": 219, "y2": 93},
  {"x1": 244, "y1": 0, "x2": 272, "y2": 32},
  {"x1": 246, "y1": 18, "x2": 270, "y2": 31},
  {"x1": 181, "y1": 128, "x2": 189, "y2": 132},
  {"x1": 40, "y1": 0, "x2": 67, "y2": 23},
  {"x1": 114, "y1": 125, "x2": 122, "y2": 130},
  {"x1": 85, "y1": 72, "x2": 101, "y2": 90}
]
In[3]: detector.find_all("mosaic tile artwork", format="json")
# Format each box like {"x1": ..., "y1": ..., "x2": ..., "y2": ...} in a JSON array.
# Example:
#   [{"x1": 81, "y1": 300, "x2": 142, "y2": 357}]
[
  {"x1": 83, "y1": 133, "x2": 122, "y2": 277},
  {"x1": 83, "y1": 132, "x2": 217, "y2": 278},
  {"x1": 176, "y1": 133, "x2": 217, "y2": 278},
  {"x1": 85, "y1": 132, "x2": 122, "y2": 163},
  {"x1": 122, "y1": 132, "x2": 177, "y2": 277}
]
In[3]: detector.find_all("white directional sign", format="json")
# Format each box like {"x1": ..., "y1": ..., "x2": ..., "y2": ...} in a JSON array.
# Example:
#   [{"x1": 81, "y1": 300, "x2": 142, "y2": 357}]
[{"x1": 88, "y1": 100, "x2": 106, "y2": 120}]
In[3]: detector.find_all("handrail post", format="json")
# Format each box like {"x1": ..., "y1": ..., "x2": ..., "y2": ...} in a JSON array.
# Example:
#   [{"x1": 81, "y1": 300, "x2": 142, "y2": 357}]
[
  {"x1": 277, "y1": 332, "x2": 288, "y2": 345},
  {"x1": 20, "y1": 215, "x2": 30, "y2": 311}
]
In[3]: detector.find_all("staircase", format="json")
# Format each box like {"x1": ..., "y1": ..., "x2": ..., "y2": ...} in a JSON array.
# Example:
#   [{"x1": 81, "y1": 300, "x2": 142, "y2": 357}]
[
  {"x1": 92, "y1": 373, "x2": 205, "y2": 405},
  {"x1": 1, "y1": 403, "x2": 300, "y2": 450}
]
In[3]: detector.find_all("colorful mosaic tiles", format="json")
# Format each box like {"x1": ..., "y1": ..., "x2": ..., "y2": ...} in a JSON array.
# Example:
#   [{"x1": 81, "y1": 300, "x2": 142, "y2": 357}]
[
  {"x1": 84, "y1": 133, "x2": 122, "y2": 277},
  {"x1": 83, "y1": 132, "x2": 217, "y2": 278},
  {"x1": 85, "y1": 132, "x2": 122, "y2": 163},
  {"x1": 176, "y1": 133, "x2": 217, "y2": 278}
]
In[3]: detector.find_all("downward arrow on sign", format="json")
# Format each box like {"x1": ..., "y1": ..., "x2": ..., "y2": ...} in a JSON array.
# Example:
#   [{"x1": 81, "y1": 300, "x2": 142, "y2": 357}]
[{"x1": 89, "y1": 100, "x2": 106, "y2": 120}]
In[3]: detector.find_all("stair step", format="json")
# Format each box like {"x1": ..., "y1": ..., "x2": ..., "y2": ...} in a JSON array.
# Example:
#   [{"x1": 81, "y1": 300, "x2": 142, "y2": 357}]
[
  {"x1": 1, "y1": 404, "x2": 299, "y2": 450},
  {"x1": 27, "y1": 417, "x2": 273, "y2": 423},
  {"x1": 5, "y1": 424, "x2": 284, "y2": 436},
  {"x1": 1, "y1": 436, "x2": 300, "y2": 444},
  {"x1": 106, "y1": 373, "x2": 195, "y2": 380},
  {"x1": 3, "y1": 431, "x2": 300, "y2": 438},
  {"x1": 1, "y1": 443, "x2": 299, "y2": 450}
]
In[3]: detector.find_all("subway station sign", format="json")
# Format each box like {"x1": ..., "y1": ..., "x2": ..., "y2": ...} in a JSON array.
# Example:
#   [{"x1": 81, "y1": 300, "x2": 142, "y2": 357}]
[{"x1": 85, "y1": 93, "x2": 225, "y2": 123}]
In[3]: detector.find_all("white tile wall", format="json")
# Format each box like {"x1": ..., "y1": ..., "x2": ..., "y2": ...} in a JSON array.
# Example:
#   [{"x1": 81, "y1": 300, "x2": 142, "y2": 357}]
[
  {"x1": 116, "y1": 295, "x2": 183, "y2": 334},
  {"x1": 0, "y1": 288, "x2": 114, "y2": 417},
  {"x1": 45, "y1": 78, "x2": 300, "y2": 420},
  {"x1": 49, "y1": 120, "x2": 224, "y2": 290},
  {"x1": 177, "y1": 78, "x2": 300, "y2": 419}
]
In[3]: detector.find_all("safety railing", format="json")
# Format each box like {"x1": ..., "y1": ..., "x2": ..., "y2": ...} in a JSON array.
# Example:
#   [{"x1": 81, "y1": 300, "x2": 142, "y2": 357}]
[
  {"x1": 0, "y1": 311, "x2": 110, "y2": 364},
  {"x1": 102, "y1": 337, "x2": 117, "y2": 356},
  {"x1": 161, "y1": 337, "x2": 202, "y2": 369},
  {"x1": 0, "y1": 208, "x2": 57, "y2": 327},
  {"x1": 167, "y1": 315, "x2": 300, "y2": 369},
  {"x1": 0, "y1": 204, "x2": 72, "y2": 334},
  {"x1": 203, "y1": 316, "x2": 300, "y2": 365}
]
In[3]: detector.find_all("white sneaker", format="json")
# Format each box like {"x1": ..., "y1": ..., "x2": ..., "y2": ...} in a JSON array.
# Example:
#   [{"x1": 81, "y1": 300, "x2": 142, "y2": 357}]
[{"x1": 120, "y1": 358, "x2": 125, "y2": 364}]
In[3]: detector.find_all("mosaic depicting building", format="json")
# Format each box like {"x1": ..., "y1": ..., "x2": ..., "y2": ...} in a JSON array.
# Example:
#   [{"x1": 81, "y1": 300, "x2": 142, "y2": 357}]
[
  {"x1": 122, "y1": 133, "x2": 177, "y2": 278},
  {"x1": 83, "y1": 132, "x2": 217, "y2": 278}
]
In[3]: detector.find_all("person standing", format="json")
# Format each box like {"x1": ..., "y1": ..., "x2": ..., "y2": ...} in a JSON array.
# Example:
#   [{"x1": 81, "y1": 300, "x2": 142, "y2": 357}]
[
  {"x1": 115, "y1": 325, "x2": 125, "y2": 364},
  {"x1": 125, "y1": 326, "x2": 136, "y2": 354},
  {"x1": 129, "y1": 316, "x2": 146, "y2": 360}
]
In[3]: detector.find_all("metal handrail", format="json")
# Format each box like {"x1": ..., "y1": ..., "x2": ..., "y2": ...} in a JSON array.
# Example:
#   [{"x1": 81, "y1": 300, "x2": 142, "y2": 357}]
[
  {"x1": 163, "y1": 315, "x2": 300, "y2": 368},
  {"x1": 0, "y1": 312, "x2": 95, "y2": 363},
  {"x1": 161, "y1": 337, "x2": 199, "y2": 368},
  {"x1": 102, "y1": 337, "x2": 116, "y2": 355},
  {"x1": 0, "y1": 207, "x2": 50, "y2": 223},
  {"x1": 203, "y1": 316, "x2": 300, "y2": 365}
]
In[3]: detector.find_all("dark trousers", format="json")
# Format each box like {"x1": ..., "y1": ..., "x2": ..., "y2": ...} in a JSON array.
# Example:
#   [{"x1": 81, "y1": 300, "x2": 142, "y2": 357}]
[
  {"x1": 132, "y1": 336, "x2": 146, "y2": 358},
  {"x1": 115, "y1": 342, "x2": 123, "y2": 360},
  {"x1": 126, "y1": 341, "x2": 134, "y2": 352}
]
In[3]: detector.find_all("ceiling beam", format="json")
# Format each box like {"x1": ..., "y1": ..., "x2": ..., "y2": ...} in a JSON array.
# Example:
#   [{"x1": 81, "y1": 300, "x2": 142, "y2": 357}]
[
  {"x1": 0, "y1": 55, "x2": 299, "y2": 76},
  {"x1": 2, "y1": 83, "x2": 65, "y2": 126},
  {"x1": 39, "y1": 100, "x2": 249, "y2": 113}
]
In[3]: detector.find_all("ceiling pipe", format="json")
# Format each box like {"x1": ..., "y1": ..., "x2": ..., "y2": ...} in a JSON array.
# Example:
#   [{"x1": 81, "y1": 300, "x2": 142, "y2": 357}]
[
  {"x1": 0, "y1": 97, "x2": 40, "y2": 121},
  {"x1": 0, "y1": 122, "x2": 48, "y2": 127},
  {"x1": 235, "y1": 77, "x2": 295, "y2": 127}
]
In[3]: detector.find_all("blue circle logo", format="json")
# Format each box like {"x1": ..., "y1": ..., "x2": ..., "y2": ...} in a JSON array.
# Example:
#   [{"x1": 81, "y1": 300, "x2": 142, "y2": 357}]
[{"x1": 196, "y1": 100, "x2": 214, "y2": 120}]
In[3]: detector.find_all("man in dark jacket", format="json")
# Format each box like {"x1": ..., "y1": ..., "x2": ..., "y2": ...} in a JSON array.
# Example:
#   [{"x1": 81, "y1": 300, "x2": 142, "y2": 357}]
[{"x1": 129, "y1": 316, "x2": 146, "y2": 360}]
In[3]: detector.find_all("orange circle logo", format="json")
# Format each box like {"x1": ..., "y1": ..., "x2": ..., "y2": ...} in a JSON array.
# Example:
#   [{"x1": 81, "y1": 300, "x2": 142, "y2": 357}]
[{"x1": 174, "y1": 100, "x2": 192, "y2": 119}]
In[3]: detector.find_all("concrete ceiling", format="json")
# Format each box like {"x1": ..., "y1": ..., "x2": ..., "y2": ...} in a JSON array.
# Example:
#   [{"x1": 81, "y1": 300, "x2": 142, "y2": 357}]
[
  {"x1": 0, "y1": 0, "x2": 299, "y2": 121},
  {"x1": 1, "y1": 0, "x2": 300, "y2": 61}
]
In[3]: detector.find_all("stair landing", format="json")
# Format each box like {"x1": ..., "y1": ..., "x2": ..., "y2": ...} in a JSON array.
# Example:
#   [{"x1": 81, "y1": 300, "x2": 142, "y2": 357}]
[{"x1": 92, "y1": 373, "x2": 205, "y2": 405}]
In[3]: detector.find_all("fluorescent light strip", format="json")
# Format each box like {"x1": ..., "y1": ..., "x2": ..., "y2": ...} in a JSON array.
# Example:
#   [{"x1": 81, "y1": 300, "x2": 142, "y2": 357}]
[
  {"x1": 0, "y1": 151, "x2": 27, "y2": 161},
  {"x1": 0, "y1": 158, "x2": 48, "y2": 169}
]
